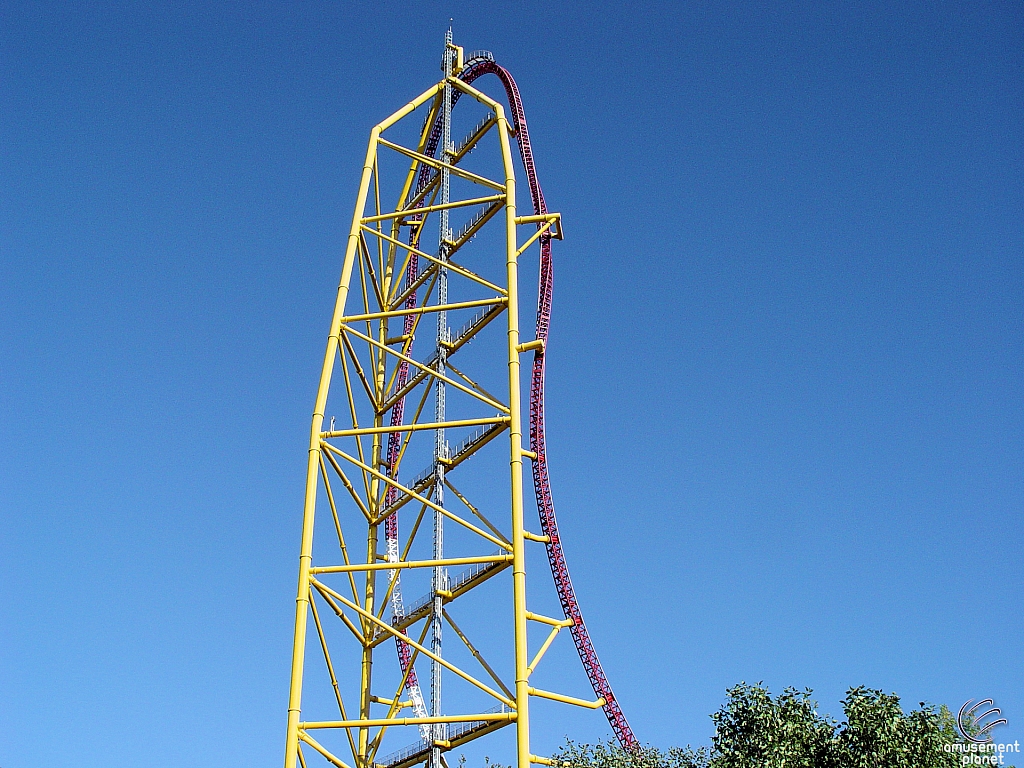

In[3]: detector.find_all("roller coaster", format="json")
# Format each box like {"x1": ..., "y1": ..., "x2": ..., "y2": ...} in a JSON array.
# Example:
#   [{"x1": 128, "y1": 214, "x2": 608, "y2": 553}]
[{"x1": 283, "y1": 34, "x2": 636, "y2": 768}]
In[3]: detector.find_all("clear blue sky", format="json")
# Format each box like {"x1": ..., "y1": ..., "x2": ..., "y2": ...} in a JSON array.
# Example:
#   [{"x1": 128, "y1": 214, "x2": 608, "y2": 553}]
[{"x1": 1, "y1": 2, "x2": 1021, "y2": 766}]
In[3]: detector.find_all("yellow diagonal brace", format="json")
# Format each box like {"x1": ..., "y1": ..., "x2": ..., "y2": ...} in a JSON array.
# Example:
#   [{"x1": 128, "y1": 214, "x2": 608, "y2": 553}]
[
  {"x1": 340, "y1": 323, "x2": 510, "y2": 414},
  {"x1": 444, "y1": 478, "x2": 510, "y2": 546},
  {"x1": 357, "y1": 232, "x2": 387, "y2": 310},
  {"x1": 377, "y1": 82, "x2": 444, "y2": 132},
  {"x1": 309, "y1": 578, "x2": 516, "y2": 709},
  {"x1": 448, "y1": 76, "x2": 504, "y2": 112},
  {"x1": 318, "y1": 454, "x2": 361, "y2": 606},
  {"x1": 444, "y1": 609, "x2": 514, "y2": 700},
  {"x1": 398, "y1": 113, "x2": 494, "y2": 215},
  {"x1": 310, "y1": 582, "x2": 365, "y2": 645},
  {"x1": 320, "y1": 442, "x2": 512, "y2": 551},
  {"x1": 322, "y1": 448, "x2": 373, "y2": 524},
  {"x1": 526, "y1": 623, "x2": 562, "y2": 679},
  {"x1": 367, "y1": 620, "x2": 432, "y2": 762},
  {"x1": 359, "y1": 225, "x2": 506, "y2": 298},
  {"x1": 297, "y1": 730, "x2": 354, "y2": 768},
  {"x1": 308, "y1": 594, "x2": 359, "y2": 763},
  {"x1": 515, "y1": 219, "x2": 558, "y2": 257},
  {"x1": 377, "y1": 137, "x2": 505, "y2": 192},
  {"x1": 361, "y1": 193, "x2": 505, "y2": 224},
  {"x1": 339, "y1": 332, "x2": 378, "y2": 410},
  {"x1": 515, "y1": 213, "x2": 564, "y2": 239},
  {"x1": 377, "y1": 301, "x2": 506, "y2": 415}
]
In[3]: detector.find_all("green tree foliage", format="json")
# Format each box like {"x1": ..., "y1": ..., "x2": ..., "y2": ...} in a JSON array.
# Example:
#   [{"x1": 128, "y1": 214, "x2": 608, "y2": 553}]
[
  {"x1": 552, "y1": 683, "x2": 1014, "y2": 768},
  {"x1": 708, "y1": 683, "x2": 835, "y2": 765},
  {"x1": 554, "y1": 738, "x2": 710, "y2": 768}
]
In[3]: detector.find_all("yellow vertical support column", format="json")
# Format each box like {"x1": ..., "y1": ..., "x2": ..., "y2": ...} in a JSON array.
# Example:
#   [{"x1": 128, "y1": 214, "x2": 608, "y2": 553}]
[
  {"x1": 283, "y1": 127, "x2": 381, "y2": 768},
  {"x1": 495, "y1": 103, "x2": 531, "y2": 768},
  {"x1": 283, "y1": 80, "x2": 441, "y2": 768}
]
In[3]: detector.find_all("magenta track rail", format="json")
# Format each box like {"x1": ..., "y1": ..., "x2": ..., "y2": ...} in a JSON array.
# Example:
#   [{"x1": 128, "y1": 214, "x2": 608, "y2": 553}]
[{"x1": 385, "y1": 55, "x2": 638, "y2": 752}]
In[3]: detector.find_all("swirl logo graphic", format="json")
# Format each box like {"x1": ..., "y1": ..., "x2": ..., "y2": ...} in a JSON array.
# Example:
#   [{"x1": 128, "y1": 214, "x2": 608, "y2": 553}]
[{"x1": 959, "y1": 699, "x2": 1009, "y2": 744}]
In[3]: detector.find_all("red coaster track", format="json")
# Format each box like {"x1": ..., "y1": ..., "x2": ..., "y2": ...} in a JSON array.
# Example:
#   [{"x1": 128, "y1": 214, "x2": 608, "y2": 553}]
[{"x1": 386, "y1": 53, "x2": 638, "y2": 752}]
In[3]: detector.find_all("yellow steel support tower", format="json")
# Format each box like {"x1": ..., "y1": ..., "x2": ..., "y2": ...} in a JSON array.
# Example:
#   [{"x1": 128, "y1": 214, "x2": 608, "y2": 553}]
[{"x1": 283, "y1": 39, "x2": 598, "y2": 768}]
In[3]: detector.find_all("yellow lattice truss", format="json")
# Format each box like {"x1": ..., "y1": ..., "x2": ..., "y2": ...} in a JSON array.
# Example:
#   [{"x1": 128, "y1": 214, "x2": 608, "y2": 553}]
[{"x1": 283, "y1": 43, "x2": 595, "y2": 768}]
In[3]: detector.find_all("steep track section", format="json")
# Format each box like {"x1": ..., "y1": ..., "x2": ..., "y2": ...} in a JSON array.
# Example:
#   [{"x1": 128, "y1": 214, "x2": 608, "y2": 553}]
[
  {"x1": 385, "y1": 53, "x2": 638, "y2": 753},
  {"x1": 461, "y1": 55, "x2": 637, "y2": 751}
]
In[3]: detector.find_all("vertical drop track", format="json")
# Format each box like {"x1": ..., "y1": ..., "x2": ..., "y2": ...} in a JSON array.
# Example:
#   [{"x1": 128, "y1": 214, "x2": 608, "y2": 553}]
[{"x1": 384, "y1": 52, "x2": 638, "y2": 752}]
